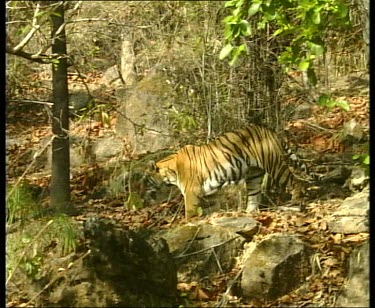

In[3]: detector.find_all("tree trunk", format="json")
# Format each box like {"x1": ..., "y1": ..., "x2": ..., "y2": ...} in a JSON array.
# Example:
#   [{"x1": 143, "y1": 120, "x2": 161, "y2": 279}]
[
  {"x1": 358, "y1": 0, "x2": 369, "y2": 68},
  {"x1": 50, "y1": 1, "x2": 71, "y2": 212}
]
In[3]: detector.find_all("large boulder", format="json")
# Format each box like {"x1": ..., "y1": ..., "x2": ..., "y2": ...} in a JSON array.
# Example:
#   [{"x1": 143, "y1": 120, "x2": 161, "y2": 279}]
[{"x1": 241, "y1": 233, "x2": 312, "y2": 301}]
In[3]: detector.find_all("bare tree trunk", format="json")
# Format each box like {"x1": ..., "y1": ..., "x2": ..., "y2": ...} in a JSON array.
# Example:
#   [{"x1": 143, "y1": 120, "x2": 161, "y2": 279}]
[
  {"x1": 50, "y1": 1, "x2": 71, "y2": 212},
  {"x1": 358, "y1": 0, "x2": 369, "y2": 68}
]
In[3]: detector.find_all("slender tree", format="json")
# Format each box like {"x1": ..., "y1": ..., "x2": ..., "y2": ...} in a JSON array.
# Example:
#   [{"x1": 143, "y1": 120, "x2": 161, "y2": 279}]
[{"x1": 50, "y1": 1, "x2": 71, "y2": 212}]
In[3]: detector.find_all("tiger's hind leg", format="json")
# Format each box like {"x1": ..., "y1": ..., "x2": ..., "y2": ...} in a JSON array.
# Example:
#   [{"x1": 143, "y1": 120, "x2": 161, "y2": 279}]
[{"x1": 245, "y1": 167, "x2": 265, "y2": 213}]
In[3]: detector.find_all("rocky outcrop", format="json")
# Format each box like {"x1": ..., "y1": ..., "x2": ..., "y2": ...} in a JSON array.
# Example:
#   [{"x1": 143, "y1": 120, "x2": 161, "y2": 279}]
[
  {"x1": 48, "y1": 218, "x2": 178, "y2": 307},
  {"x1": 241, "y1": 233, "x2": 312, "y2": 300},
  {"x1": 335, "y1": 240, "x2": 369, "y2": 307},
  {"x1": 115, "y1": 71, "x2": 175, "y2": 154},
  {"x1": 159, "y1": 218, "x2": 251, "y2": 283}
]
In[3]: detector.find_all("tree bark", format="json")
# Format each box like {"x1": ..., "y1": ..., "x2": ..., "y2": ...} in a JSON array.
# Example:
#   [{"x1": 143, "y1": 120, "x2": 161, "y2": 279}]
[{"x1": 50, "y1": 1, "x2": 71, "y2": 212}]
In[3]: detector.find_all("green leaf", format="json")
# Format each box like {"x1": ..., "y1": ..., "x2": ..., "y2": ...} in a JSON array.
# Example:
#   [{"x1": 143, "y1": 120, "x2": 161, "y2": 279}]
[
  {"x1": 224, "y1": 0, "x2": 236, "y2": 8},
  {"x1": 309, "y1": 41, "x2": 324, "y2": 56},
  {"x1": 127, "y1": 192, "x2": 144, "y2": 210},
  {"x1": 238, "y1": 43, "x2": 246, "y2": 52},
  {"x1": 236, "y1": 0, "x2": 245, "y2": 8},
  {"x1": 352, "y1": 154, "x2": 360, "y2": 160},
  {"x1": 224, "y1": 25, "x2": 233, "y2": 40},
  {"x1": 197, "y1": 207, "x2": 203, "y2": 217},
  {"x1": 337, "y1": 2, "x2": 348, "y2": 19},
  {"x1": 240, "y1": 20, "x2": 252, "y2": 36},
  {"x1": 229, "y1": 53, "x2": 240, "y2": 66},
  {"x1": 311, "y1": 9, "x2": 321, "y2": 24},
  {"x1": 273, "y1": 28, "x2": 284, "y2": 37},
  {"x1": 298, "y1": 59, "x2": 310, "y2": 71},
  {"x1": 232, "y1": 7, "x2": 241, "y2": 16},
  {"x1": 363, "y1": 155, "x2": 370, "y2": 165},
  {"x1": 222, "y1": 15, "x2": 235, "y2": 23},
  {"x1": 248, "y1": 2, "x2": 262, "y2": 17},
  {"x1": 262, "y1": 2, "x2": 276, "y2": 20},
  {"x1": 219, "y1": 43, "x2": 234, "y2": 60},
  {"x1": 317, "y1": 94, "x2": 330, "y2": 106},
  {"x1": 336, "y1": 100, "x2": 350, "y2": 111}
]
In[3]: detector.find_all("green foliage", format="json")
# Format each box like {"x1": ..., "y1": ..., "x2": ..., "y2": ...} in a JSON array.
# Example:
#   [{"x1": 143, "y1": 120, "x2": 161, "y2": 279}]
[
  {"x1": 7, "y1": 216, "x2": 82, "y2": 283},
  {"x1": 168, "y1": 108, "x2": 197, "y2": 134},
  {"x1": 6, "y1": 182, "x2": 43, "y2": 224},
  {"x1": 75, "y1": 100, "x2": 112, "y2": 127},
  {"x1": 221, "y1": 0, "x2": 350, "y2": 81},
  {"x1": 127, "y1": 192, "x2": 144, "y2": 210},
  {"x1": 352, "y1": 153, "x2": 369, "y2": 176},
  {"x1": 317, "y1": 94, "x2": 350, "y2": 111},
  {"x1": 49, "y1": 214, "x2": 82, "y2": 255}
]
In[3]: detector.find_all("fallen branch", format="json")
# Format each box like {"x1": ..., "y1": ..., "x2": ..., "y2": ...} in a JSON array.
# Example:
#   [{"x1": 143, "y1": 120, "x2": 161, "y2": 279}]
[{"x1": 174, "y1": 236, "x2": 241, "y2": 259}]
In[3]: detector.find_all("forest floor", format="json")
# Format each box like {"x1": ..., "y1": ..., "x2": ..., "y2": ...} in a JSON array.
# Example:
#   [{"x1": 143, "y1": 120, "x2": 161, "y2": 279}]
[{"x1": 6, "y1": 72, "x2": 369, "y2": 307}]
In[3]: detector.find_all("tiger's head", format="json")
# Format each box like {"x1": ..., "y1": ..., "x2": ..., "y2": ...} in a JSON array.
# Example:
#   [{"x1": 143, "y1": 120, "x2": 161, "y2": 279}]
[{"x1": 146, "y1": 154, "x2": 178, "y2": 188}]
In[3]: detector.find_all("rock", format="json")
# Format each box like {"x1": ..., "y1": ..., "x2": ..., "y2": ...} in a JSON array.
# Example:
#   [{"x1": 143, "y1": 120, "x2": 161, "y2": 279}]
[
  {"x1": 115, "y1": 71, "x2": 175, "y2": 154},
  {"x1": 335, "y1": 241, "x2": 369, "y2": 307},
  {"x1": 80, "y1": 218, "x2": 177, "y2": 307},
  {"x1": 160, "y1": 223, "x2": 244, "y2": 283},
  {"x1": 101, "y1": 65, "x2": 123, "y2": 87},
  {"x1": 210, "y1": 216, "x2": 261, "y2": 240},
  {"x1": 327, "y1": 188, "x2": 369, "y2": 234},
  {"x1": 68, "y1": 83, "x2": 101, "y2": 112},
  {"x1": 339, "y1": 119, "x2": 366, "y2": 146},
  {"x1": 291, "y1": 102, "x2": 312, "y2": 119},
  {"x1": 321, "y1": 166, "x2": 351, "y2": 185},
  {"x1": 241, "y1": 233, "x2": 312, "y2": 301},
  {"x1": 120, "y1": 37, "x2": 137, "y2": 86},
  {"x1": 93, "y1": 137, "x2": 123, "y2": 160},
  {"x1": 44, "y1": 135, "x2": 87, "y2": 169},
  {"x1": 344, "y1": 166, "x2": 369, "y2": 192}
]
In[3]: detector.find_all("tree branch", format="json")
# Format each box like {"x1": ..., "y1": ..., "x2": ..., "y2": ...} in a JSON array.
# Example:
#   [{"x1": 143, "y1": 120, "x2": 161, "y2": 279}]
[
  {"x1": 13, "y1": 3, "x2": 41, "y2": 51},
  {"x1": 6, "y1": 45, "x2": 51, "y2": 64}
]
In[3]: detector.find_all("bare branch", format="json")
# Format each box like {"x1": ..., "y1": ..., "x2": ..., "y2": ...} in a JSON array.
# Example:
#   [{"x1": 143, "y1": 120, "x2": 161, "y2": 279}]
[
  {"x1": 13, "y1": 3, "x2": 40, "y2": 52},
  {"x1": 6, "y1": 44, "x2": 51, "y2": 64}
]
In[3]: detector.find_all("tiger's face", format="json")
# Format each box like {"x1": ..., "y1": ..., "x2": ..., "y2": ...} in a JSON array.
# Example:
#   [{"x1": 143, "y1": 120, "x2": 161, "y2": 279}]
[{"x1": 147, "y1": 155, "x2": 178, "y2": 187}]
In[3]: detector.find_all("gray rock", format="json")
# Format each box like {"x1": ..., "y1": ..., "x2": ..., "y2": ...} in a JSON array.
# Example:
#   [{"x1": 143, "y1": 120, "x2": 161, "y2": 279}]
[
  {"x1": 327, "y1": 189, "x2": 369, "y2": 234},
  {"x1": 93, "y1": 138, "x2": 123, "y2": 160},
  {"x1": 322, "y1": 166, "x2": 351, "y2": 185},
  {"x1": 241, "y1": 233, "x2": 311, "y2": 300},
  {"x1": 115, "y1": 71, "x2": 174, "y2": 154},
  {"x1": 101, "y1": 65, "x2": 123, "y2": 86},
  {"x1": 335, "y1": 241, "x2": 369, "y2": 307},
  {"x1": 292, "y1": 102, "x2": 313, "y2": 119},
  {"x1": 160, "y1": 223, "x2": 244, "y2": 282},
  {"x1": 210, "y1": 216, "x2": 261, "y2": 240},
  {"x1": 345, "y1": 166, "x2": 369, "y2": 192},
  {"x1": 339, "y1": 119, "x2": 366, "y2": 146}
]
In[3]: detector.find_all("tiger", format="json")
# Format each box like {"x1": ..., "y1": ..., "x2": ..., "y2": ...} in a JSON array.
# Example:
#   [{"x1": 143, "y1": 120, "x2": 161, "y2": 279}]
[{"x1": 147, "y1": 124, "x2": 315, "y2": 219}]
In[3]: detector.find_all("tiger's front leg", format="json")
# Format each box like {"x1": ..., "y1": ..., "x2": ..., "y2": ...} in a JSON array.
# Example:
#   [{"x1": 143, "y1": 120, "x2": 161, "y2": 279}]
[{"x1": 184, "y1": 192, "x2": 201, "y2": 219}]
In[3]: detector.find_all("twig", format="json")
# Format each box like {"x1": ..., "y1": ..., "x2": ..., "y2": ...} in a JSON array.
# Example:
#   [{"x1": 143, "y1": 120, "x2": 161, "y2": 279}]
[
  {"x1": 7, "y1": 99, "x2": 60, "y2": 107},
  {"x1": 177, "y1": 227, "x2": 201, "y2": 258},
  {"x1": 212, "y1": 247, "x2": 224, "y2": 274},
  {"x1": 6, "y1": 220, "x2": 54, "y2": 285},
  {"x1": 174, "y1": 236, "x2": 241, "y2": 259},
  {"x1": 215, "y1": 266, "x2": 244, "y2": 307},
  {"x1": 303, "y1": 122, "x2": 334, "y2": 133}
]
